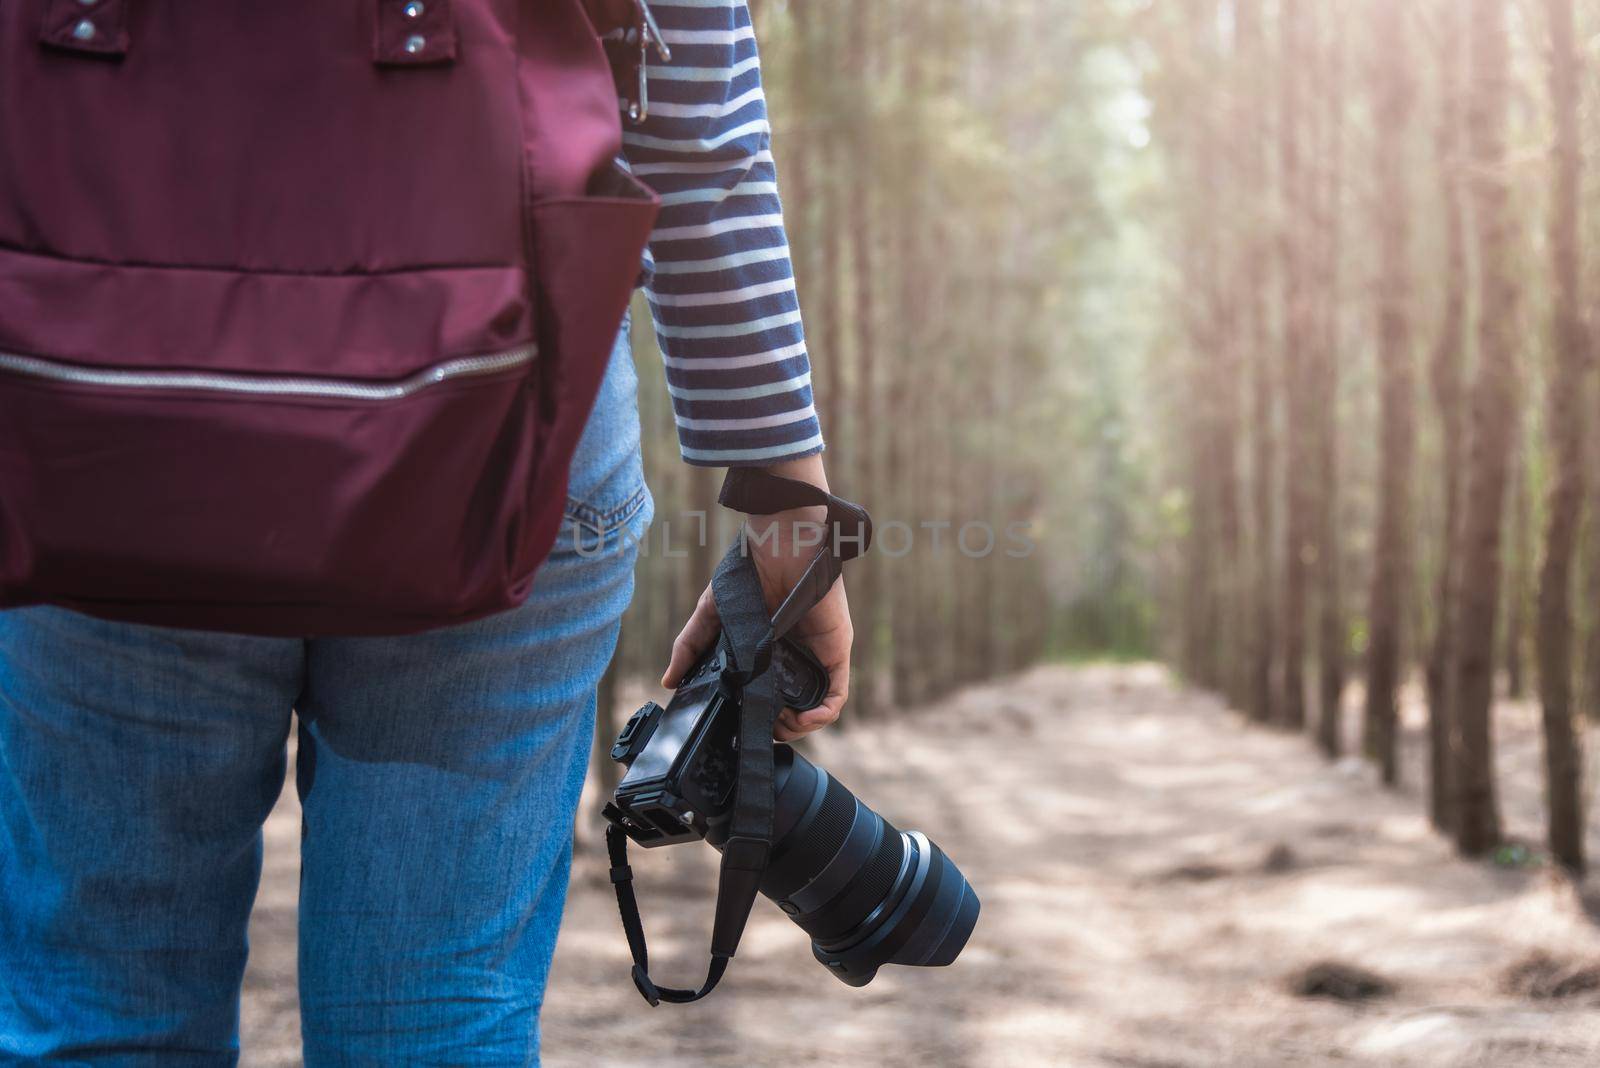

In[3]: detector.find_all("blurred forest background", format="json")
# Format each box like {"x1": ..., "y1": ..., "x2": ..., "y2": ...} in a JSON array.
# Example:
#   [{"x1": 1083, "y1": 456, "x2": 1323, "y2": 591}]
[
  {"x1": 606, "y1": 0, "x2": 1600, "y2": 875},
  {"x1": 248, "y1": 2, "x2": 1600, "y2": 1062}
]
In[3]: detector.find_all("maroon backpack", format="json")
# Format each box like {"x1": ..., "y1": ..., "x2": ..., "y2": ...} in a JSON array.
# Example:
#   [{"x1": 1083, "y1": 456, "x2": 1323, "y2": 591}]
[{"x1": 0, "y1": 0, "x2": 660, "y2": 636}]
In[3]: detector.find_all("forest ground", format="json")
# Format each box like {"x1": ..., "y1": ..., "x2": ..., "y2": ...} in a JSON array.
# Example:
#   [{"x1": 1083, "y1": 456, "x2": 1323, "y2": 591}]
[{"x1": 242, "y1": 664, "x2": 1600, "y2": 1067}]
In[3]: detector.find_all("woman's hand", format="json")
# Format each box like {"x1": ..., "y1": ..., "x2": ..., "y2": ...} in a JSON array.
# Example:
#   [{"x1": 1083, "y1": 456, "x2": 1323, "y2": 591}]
[{"x1": 661, "y1": 454, "x2": 852, "y2": 741}]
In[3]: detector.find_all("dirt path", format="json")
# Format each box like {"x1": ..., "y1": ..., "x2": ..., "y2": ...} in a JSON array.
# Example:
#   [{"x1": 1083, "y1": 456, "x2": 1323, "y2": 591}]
[{"x1": 243, "y1": 664, "x2": 1600, "y2": 1067}]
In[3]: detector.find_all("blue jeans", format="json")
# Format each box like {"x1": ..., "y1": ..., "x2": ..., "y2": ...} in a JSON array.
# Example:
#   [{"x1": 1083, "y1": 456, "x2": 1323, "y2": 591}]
[{"x1": 0, "y1": 323, "x2": 651, "y2": 1065}]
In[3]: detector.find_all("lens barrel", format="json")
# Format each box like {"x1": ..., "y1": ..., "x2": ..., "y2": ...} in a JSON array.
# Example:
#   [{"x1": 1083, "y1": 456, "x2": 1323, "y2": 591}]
[{"x1": 758, "y1": 746, "x2": 980, "y2": 986}]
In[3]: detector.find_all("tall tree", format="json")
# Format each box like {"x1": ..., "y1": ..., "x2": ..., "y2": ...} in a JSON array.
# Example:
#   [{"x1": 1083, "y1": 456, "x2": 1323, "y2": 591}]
[
  {"x1": 1277, "y1": 0, "x2": 1312, "y2": 731},
  {"x1": 1177, "y1": 0, "x2": 1230, "y2": 695},
  {"x1": 1222, "y1": 29, "x2": 1251, "y2": 714},
  {"x1": 1503, "y1": 439, "x2": 1533, "y2": 700},
  {"x1": 1451, "y1": 0, "x2": 1520, "y2": 856},
  {"x1": 1363, "y1": 0, "x2": 1415, "y2": 785},
  {"x1": 845, "y1": 0, "x2": 880, "y2": 718},
  {"x1": 1584, "y1": 418, "x2": 1600, "y2": 720},
  {"x1": 888, "y1": 9, "x2": 929, "y2": 707},
  {"x1": 815, "y1": 0, "x2": 845, "y2": 450},
  {"x1": 1312, "y1": 3, "x2": 1346, "y2": 759},
  {"x1": 1535, "y1": 0, "x2": 1587, "y2": 874},
  {"x1": 1425, "y1": 0, "x2": 1469, "y2": 833},
  {"x1": 1240, "y1": 0, "x2": 1277, "y2": 726}
]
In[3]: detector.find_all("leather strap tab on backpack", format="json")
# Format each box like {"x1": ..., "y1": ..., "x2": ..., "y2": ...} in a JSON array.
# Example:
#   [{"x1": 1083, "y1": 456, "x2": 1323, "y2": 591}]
[
  {"x1": 582, "y1": 0, "x2": 637, "y2": 35},
  {"x1": 373, "y1": 0, "x2": 457, "y2": 67},
  {"x1": 39, "y1": 0, "x2": 460, "y2": 65},
  {"x1": 39, "y1": 0, "x2": 131, "y2": 57}
]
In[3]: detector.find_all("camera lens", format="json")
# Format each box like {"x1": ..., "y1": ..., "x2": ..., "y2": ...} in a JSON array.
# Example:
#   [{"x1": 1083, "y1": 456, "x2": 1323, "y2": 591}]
[{"x1": 757, "y1": 746, "x2": 980, "y2": 986}]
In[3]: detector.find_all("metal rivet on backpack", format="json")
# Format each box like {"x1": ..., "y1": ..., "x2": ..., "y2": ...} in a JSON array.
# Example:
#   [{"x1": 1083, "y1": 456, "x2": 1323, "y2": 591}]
[
  {"x1": 403, "y1": 1, "x2": 425, "y2": 18},
  {"x1": 71, "y1": 18, "x2": 95, "y2": 41},
  {"x1": 404, "y1": 34, "x2": 426, "y2": 54}
]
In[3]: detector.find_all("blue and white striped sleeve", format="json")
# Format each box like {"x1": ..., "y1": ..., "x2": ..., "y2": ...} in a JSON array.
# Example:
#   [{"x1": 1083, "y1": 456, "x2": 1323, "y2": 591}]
[{"x1": 620, "y1": 0, "x2": 824, "y2": 468}]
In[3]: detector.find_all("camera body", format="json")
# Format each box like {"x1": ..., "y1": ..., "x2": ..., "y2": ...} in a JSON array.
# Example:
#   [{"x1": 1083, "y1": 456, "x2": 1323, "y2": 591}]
[
  {"x1": 603, "y1": 631, "x2": 979, "y2": 989},
  {"x1": 603, "y1": 634, "x2": 827, "y2": 849}
]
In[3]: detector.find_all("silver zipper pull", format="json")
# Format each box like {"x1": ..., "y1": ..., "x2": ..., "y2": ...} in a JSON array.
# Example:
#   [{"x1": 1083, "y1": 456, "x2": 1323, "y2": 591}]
[
  {"x1": 631, "y1": 28, "x2": 649, "y2": 122},
  {"x1": 635, "y1": 0, "x2": 670, "y2": 62},
  {"x1": 626, "y1": 0, "x2": 670, "y2": 123}
]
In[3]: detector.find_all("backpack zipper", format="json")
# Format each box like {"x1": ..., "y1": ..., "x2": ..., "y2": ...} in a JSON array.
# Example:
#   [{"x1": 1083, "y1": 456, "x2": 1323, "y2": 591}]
[{"x1": 0, "y1": 345, "x2": 538, "y2": 401}]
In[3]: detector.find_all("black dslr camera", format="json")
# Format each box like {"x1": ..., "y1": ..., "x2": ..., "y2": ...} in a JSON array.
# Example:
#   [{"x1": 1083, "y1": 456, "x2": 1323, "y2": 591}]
[
  {"x1": 603, "y1": 632, "x2": 980, "y2": 990},
  {"x1": 605, "y1": 632, "x2": 824, "y2": 846}
]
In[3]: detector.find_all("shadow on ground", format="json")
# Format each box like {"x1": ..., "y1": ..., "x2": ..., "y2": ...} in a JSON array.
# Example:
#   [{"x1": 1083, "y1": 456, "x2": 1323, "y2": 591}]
[{"x1": 243, "y1": 664, "x2": 1600, "y2": 1067}]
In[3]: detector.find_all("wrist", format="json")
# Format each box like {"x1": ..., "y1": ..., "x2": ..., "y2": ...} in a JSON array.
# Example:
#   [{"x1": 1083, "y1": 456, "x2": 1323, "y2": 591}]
[
  {"x1": 757, "y1": 453, "x2": 829, "y2": 493},
  {"x1": 745, "y1": 455, "x2": 829, "y2": 560}
]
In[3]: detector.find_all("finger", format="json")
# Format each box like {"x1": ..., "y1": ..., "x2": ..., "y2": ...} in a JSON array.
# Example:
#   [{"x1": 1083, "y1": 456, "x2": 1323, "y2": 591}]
[
  {"x1": 662, "y1": 587, "x2": 720, "y2": 687},
  {"x1": 791, "y1": 701, "x2": 841, "y2": 733},
  {"x1": 777, "y1": 698, "x2": 843, "y2": 740},
  {"x1": 774, "y1": 707, "x2": 809, "y2": 741},
  {"x1": 771, "y1": 652, "x2": 848, "y2": 737},
  {"x1": 797, "y1": 660, "x2": 848, "y2": 730}
]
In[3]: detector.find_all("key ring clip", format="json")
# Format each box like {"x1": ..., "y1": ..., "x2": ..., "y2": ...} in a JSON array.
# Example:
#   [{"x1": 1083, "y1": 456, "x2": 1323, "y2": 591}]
[{"x1": 625, "y1": 0, "x2": 671, "y2": 122}]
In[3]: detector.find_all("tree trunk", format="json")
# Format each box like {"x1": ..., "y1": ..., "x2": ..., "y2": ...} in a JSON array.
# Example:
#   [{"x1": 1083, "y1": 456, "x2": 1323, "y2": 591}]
[
  {"x1": 1584, "y1": 414, "x2": 1600, "y2": 721},
  {"x1": 1503, "y1": 441, "x2": 1532, "y2": 701},
  {"x1": 1363, "y1": 0, "x2": 1415, "y2": 786},
  {"x1": 783, "y1": 0, "x2": 815, "y2": 364},
  {"x1": 1536, "y1": 0, "x2": 1587, "y2": 874},
  {"x1": 1218, "y1": 234, "x2": 1246, "y2": 695},
  {"x1": 889, "y1": 20, "x2": 927, "y2": 707},
  {"x1": 1451, "y1": 0, "x2": 1519, "y2": 857},
  {"x1": 1313, "y1": 8, "x2": 1346, "y2": 760},
  {"x1": 1177, "y1": 4, "x2": 1228, "y2": 694},
  {"x1": 686, "y1": 463, "x2": 718, "y2": 598},
  {"x1": 816, "y1": 1, "x2": 844, "y2": 449},
  {"x1": 845, "y1": 0, "x2": 878, "y2": 719},
  {"x1": 1238, "y1": 0, "x2": 1276, "y2": 726},
  {"x1": 1277, "y1": 0, "x2": 1311, "y2": 732},
  {"x1": 586, "y1": 654, "x2": 624, "y2": 845},
  {"x1": 1426, "y1": 0, "x2": 1469, "y2": 834}
]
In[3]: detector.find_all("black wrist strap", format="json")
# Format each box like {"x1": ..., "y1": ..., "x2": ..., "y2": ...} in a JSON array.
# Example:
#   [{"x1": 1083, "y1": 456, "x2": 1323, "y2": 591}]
[
  {"x1": 717, "y1": 468, "x2": 872, "y2": 683},
  {"x1": 606, "y1": 824, "x2": 730, "y2": 1005},
  {"x1": 605, "y1": 468, "x2": 871, "y2": 1007}
]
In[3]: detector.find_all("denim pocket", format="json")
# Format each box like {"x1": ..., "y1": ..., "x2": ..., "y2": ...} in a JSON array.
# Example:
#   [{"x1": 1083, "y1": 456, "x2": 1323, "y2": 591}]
[
  {"x1": 563, "y1": 481, "x2": 650, "y2": 541},
  {"x1": 559, "y1": 313, "x2": 651, "y2": 548}
]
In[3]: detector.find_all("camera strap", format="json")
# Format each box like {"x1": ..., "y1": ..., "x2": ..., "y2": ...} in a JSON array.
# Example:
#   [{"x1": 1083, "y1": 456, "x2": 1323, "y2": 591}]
[{"x1": 607, "y1": 468, "x2": 871, "y2": 1006}]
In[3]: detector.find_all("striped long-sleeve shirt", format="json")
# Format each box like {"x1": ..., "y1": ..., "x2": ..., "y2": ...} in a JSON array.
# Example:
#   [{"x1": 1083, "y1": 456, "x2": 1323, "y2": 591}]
[{"x1": 618, "y1": 0, "x2": 822, "y2": 467}]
